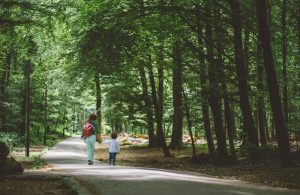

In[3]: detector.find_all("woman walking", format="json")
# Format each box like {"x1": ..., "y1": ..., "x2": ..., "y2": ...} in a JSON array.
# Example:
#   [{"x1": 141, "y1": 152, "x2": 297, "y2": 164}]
[{"x1": 82, "y1": 113, "x2": 98, "y2": 165}]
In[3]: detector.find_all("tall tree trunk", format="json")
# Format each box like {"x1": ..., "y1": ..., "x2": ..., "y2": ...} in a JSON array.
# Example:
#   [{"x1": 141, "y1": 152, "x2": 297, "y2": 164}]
[
  {"x1": 257, "y1": 41, "x2": 267, "y2": 146},
  {"x1": 195, "y1": 3, "x2": 215, "y2": 158},
  {"x1": 138, "y1": 63, "x2": 156, "y2": 147},
  {"x1": 228, "y1": 0, "x2": 259, "y2": 148},
  {"x1": 244, "y1": 29, "x2": 250, "y2": 71},
  {"x1": 95, "y1": 73, "x2": 102, "y2": 141},
  {"x1": 218, "y1": 41, "x2": 236, "y2": 159},
  {"x1": 214, "y1": 1, "x2": 235, "y2": 160},
  {"x1": 24, "y1": 62, "x2": 30, "y2": 157},
  {"x1": 169, "y1": 41, "x2": 183, "y2": 150},
  {"x1": 205, "y1": 1, "x2": 228, "y2": 160},
  {"x1": 256, "y1": 0, "x2": 293, "y2": 167},
  {"x1": 139, "y1": 0, "x2": 156, "y2": 147},
  {"x1": 44, "y1": 81, "x2": 48, "y2": 146},
  {"x1": 297, "y1": 2, "x2": 300, "y2": 141},
  {"x1": 263, "y1": 109, "x2": 271, "y2": 142},
  {"x1": 19, "y1": 91, "x2": 26, "y2": 136},
  {"x1": 224, "y1": 95, "x2": 236, "y2": 159},
  {"x1": 148, "y1": 56, "x2": 171, "y2": 157},
  {"x1": 270, "y1": 114, "x2": 276, "y2": 141},
  {"x1": 182, "y1": 87, "x2": 196, "y2": 160},
  {"x1": 62, "y1": 110, "x2": 66, "y2": 137},
  {"x1": 157, "y1": 44, "x2": 165, "y2": 146},
  {"x1": 157, "y1": 0, "x2": 166, "y2": 147},
  {"x1": 244, "y1": 27, "x2": 258, "y2": 146},
  {"x1": 281, "y1": 0, "x2": 288, "y2": 124},
  {"x1": 72, "y1": 105, "x2": 76, "y2": 133},
  {"x1": 298, "y1": 4, "x2": 300, "y2": 58}
]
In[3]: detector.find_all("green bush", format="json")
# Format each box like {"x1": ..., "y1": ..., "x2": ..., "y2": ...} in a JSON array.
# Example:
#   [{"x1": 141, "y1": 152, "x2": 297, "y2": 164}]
[
  {"x1": 17, "y1": 154, "x2": 47, "y2": 169},
  {"x1": 0, "y1": 132, "x2": 23, "y2": 149}
]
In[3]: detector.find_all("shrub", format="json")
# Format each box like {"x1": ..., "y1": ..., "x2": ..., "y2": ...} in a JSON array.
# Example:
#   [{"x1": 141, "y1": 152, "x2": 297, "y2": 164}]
[{"x1": 0, "y1": 132, "x2": 23, "y2": 149}]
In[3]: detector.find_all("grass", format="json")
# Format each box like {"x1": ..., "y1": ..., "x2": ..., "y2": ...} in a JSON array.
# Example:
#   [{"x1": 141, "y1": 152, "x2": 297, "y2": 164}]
[{"x1": 15, "y1": 153, "x2": 48, "y2": 170}]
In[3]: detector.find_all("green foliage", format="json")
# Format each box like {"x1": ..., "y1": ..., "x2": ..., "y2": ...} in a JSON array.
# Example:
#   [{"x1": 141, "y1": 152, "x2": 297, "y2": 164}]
[
  {"x1": 0, "y1": 132, "x2": 23, "y2": 149},
  {"x1": 17, "y1": 154, "x2": 47, "y2": 170}
]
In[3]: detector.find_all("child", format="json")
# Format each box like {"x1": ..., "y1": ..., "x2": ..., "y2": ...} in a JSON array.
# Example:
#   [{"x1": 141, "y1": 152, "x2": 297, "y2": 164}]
[{"x1": 105, "y1": 132, "x2": 120, "y2": 166}]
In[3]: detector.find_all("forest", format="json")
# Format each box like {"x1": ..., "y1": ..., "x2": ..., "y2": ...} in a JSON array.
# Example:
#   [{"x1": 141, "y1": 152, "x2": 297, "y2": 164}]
[{"x1": 1, "y1": 0, "x2": 300, "y2": 170}]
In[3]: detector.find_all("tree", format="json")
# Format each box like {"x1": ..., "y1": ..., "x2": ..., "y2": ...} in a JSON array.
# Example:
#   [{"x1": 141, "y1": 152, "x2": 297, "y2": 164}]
[
  {"x1": 281, "y1": 0, "x2": 288, "y2": 124},
  {"x1": 194, "y1": 3, "x2": 215, "y2": 158},
  {"x1": 228, "y1": 0, "x2": 259, "y2": 149},
  {"x1": 206, "y1": 0, "x2": 228, "y2": 160},
  {"x1": 256, "y1": 41, "x2": 267, "y2": 146},
  {"x1": 138, "y1": 62, "x2": 156, "y2": 147},
  {"x1": 138, "y1": 0, "x2": 156, "y2": 148},
  {"x1": 256, "y1": 0, "x2": 293, "y2": 167},
  {"x1": 148, "y1": 55, "x2": 171, "y2": 157},
  {"x1": 169, "y1": 41, "x2": 184, "y2": 150},
  {"x1": 95, "y1": 73, "x2": 102, "y2": 141}
]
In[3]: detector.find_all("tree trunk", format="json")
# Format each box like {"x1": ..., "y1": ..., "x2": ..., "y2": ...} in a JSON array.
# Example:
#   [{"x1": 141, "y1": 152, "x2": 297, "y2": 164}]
[
  {"x1": 244, "y1": 29, "x2": 250, "y2": 71},
  {"x1": 263, "y1": 109, "x2": 271, "y2": 142},
  {"x1": 169, "y1": 41, "x2": 183, "y2": 150},
  {"x1": 157, "y1": 44, "x2": 165, "y2": 147},
  {"x1": 44, "y1": 81, "x2": 48, "y2": 146},
  {"x1": 224, "y1": 96, "x2": 236, "y2": 159},
  {"x1": 182, "y1": 87, "x2": 196, "y2": 160},
  {"x1": 205, "y1": 1, "x2": 228, "y2": 160},
  {"x1": 220, "y1": 43, "x2": 236, "y2": 159},
  {"x1": 148, "y1": 56, "x2": 171, "y2": 157},
  {"x1": 95, "y1": 73, "x2": 102, "y2": 141},
  {"x1": 208, "y1": 75, "x2": 227, "y2": 160},
  {"x1": 228, "y1": 0, "x2": 259, "y2": 148},
  {"x1": 195, "y1": 3, "x2": 215, "y2": 158},
  {"x1": 214, "y1": 2, "x2": 235, "y2": 160},
  {"x1": 139, "y1": 0, "x2": 156, "y2": 148},
  {"x1": 256, "y1": 0, "x2": 293, "y2": 167},
  {"x1": 156, "y1": 0, "x2": 166, "y2": 147},
  {"x1": 281, "y1": 0, "x2": 288, "y2": 124},
  {"x1": 257, "y1": 41, "x2": 267, "y2": 146},
  {"x1": 24, "y1": 62, "x2": 30, "y2": 157},
  {"x1": 62, "y1": 110, "x2": 66, "y2": 137},
  {"x1": 138, "y1": 63, "x2": 156, "y2": 147},
  {"x1": 270, "y1": 114, "x2": 276, "y2": 141},
  {"x1": 230, "y1": 103, "x2": 237, "y2": 139},
  {"x1": 298, "y1": 2, "x2": 300, "y2": 58}
]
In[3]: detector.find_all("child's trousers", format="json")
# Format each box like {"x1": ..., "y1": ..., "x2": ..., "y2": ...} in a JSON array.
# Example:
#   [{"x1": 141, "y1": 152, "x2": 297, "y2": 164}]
[{"x1": 109, "y1": 152, "x2": 117, "y2": 165}]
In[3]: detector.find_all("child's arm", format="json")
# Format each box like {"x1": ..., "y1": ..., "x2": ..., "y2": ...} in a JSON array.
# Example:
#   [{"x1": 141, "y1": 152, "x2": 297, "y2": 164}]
[{"x1": 102, "y1": 140, "x2": 110, "y2": 144}]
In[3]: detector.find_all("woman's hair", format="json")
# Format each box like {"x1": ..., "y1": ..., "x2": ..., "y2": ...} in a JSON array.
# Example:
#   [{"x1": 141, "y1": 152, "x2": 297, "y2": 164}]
[
  {"x1": 111, "y1": 132, "x2": 117, "y2": 139},
  {"x1": 88, "y1": 113, "x2": 97, "y2": 122}
]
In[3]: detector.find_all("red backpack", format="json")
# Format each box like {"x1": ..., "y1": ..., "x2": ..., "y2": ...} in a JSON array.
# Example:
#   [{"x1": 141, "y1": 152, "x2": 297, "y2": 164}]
[{"x1": 83, "y1": 122, "x2": 95, "y2": 137}]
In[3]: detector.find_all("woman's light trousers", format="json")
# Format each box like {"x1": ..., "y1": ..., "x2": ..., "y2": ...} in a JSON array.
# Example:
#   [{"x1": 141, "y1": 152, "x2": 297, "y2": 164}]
[{"x1": 84, "y1": 134, "x2": 96, "y2": 161}]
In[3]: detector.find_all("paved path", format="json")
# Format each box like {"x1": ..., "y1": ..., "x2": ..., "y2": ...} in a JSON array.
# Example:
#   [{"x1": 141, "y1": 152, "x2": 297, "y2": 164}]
[{"x1": 44, "y1": 136, "x2": 299, "y2": 195}]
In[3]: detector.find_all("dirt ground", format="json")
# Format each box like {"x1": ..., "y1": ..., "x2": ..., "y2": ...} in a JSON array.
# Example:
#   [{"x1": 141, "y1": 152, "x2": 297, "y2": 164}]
[{"x1": 0, "y1": 175, "x2": 74, "y2": 195}]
